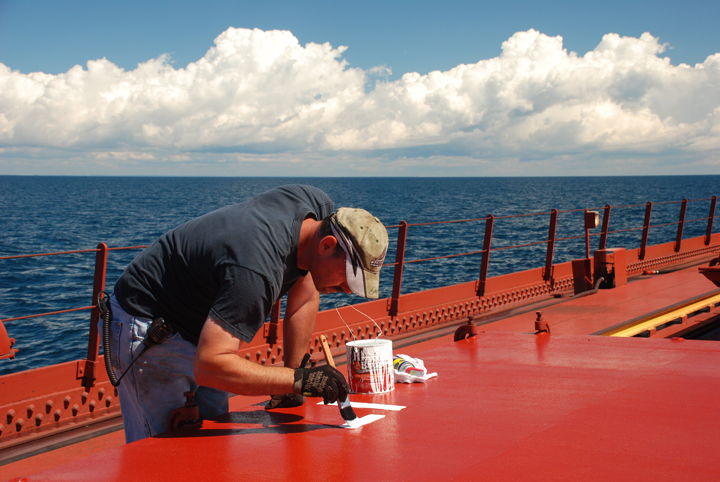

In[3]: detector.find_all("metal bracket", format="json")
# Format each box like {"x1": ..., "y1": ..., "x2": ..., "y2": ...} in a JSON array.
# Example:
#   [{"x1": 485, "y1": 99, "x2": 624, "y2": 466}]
[
  {"x1": 534, "y1": 311, "x2": 551, "y2": 334},
  {"x1": 454, "y1": 317, "x2": 478, "y2": 341}
]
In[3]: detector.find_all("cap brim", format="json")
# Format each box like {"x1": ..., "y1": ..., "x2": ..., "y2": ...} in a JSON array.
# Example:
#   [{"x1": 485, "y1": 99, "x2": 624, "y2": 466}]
[
  {"x1": 331, "y1": 218, "x2": 381, "y2": 299},
  {"x1": 345, "y1": 256, "x2": 380, "y2": 299}
]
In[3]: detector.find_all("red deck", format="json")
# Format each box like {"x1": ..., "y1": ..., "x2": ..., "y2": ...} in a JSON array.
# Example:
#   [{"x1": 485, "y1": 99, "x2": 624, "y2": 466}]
[
  {"x1": 14, "y1": 329, "x2": 720, "y2": 482},
  {"x1": 478, "y1": 263, "x2": 719, "y2": 335}
]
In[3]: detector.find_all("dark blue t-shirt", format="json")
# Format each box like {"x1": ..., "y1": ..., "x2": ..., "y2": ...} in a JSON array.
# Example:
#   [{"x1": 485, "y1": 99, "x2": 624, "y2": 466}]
[{"x1": 114, "y1": 185, "x2": 334, "y2": 344}]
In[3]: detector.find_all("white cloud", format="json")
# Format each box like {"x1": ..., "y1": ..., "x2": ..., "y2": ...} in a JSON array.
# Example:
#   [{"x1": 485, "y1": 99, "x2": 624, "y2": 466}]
[{"x1": 0, "y1": 27, "x2": 719, "y2": 174}]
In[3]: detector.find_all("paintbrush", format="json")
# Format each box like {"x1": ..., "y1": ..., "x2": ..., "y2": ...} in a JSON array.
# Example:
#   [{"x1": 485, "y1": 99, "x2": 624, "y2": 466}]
[{"x1": 319, "y1": 334, "x2": 358, "y2": 424}]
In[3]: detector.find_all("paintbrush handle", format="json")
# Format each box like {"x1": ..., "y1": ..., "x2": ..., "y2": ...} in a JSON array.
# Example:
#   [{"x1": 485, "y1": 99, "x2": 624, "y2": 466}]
[{"x1": 319, "y1": 335, "x2": 335, "y2": 368}]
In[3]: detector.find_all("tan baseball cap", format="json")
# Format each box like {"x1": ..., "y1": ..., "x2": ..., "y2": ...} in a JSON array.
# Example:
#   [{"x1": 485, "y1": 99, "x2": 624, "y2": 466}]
[{"x1": 329, "y1": 208, "x2": 389, "y2": 299}]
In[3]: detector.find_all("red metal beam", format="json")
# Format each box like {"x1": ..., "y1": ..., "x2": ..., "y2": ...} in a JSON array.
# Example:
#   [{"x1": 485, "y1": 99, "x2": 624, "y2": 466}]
[{"x1": 389, "y1": 221, "x2": 408, "y2": 318}]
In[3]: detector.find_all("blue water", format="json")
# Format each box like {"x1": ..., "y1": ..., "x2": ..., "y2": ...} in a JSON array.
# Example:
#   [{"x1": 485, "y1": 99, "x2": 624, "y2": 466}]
[{"x1": 1, "y1": 176, "x2": 718, "y2": 376}]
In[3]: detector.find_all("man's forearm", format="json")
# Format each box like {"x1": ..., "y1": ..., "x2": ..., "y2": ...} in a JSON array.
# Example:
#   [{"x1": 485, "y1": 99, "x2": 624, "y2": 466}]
[
  {"x1": 195, "y1": 316, "x2": 297, "y2": 395},
  {"x1": 195, "y1": 351, "x2": 296, "y2": 396},
  {"x1": 282, "y1": 297, "x2": 319, "y2": 368}
]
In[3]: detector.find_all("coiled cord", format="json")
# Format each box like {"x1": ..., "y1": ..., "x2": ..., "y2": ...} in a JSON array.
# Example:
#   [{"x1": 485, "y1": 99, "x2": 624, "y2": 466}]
[{"x1": 98, "y1": 291, "x2": 121, "y2": 387}]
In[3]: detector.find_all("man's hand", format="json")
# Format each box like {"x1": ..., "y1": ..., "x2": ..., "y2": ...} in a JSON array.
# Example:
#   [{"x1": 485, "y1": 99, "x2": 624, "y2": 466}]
[{"x1": 294, "y1": 365, "x2": 349, "y2": 404}]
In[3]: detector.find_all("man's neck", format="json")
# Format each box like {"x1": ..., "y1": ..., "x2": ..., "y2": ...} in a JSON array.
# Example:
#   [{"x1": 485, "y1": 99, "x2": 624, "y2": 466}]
[{"x1": 297, "y1": 217, "x2": 319, "y2": 272}]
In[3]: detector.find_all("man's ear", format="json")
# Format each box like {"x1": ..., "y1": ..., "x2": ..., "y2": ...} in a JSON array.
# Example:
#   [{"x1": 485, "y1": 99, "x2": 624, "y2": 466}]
[{"x1": 318, "y1": 235, "x2": 338, "y2": 255}]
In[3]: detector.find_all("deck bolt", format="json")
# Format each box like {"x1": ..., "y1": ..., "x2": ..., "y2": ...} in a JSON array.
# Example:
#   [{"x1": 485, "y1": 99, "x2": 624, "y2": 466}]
[
  {"x1": 245, "y1": 353, "x2": 250, "y2": 360},
  {"x1": 267, "y1": 348, "x2": 272, "y2": 356},
  {"x1": 81, "y1": 392, "x2": 88, "y2": 404},
  {"x1": 89, "y1": 401, "x2": 96, "y2": 412},
  {"x1": 54, "y1": 410, "x2": 62, "y2": 421},
  {"x1": 0, "y1": 423, "x2": 4, "y2": 434},
  {"x1": 98, "y1": 388, "x2": 105, "y2": 399},
  {"x1": 16, "y1": 419, "x2": 24, "y2": 431},
  {"x1": 72, "y1": 405, "x2": 79, "y2": 416},
  {"x1": 45, "y1": 400, "x2": 53, "y2": 413},
  {"x1": 256, "y1": 351, "x2": 261, "y2": 360},
  {"x1": 64, "y1": 396, "x2": 71, "y2": 409},
  {"x1": 27, "y1": 404, "x2": 35, "y2": 417},
  {"x1": 105, "y1": 397, "x2": 113, "y2": 407},
  {"x1": 35, "y1": 414, "x2": 44, "y2": 426},
  {"x1": 261, "y1": 358, "x2": 266, "y2": 365},
  {"x1": 271, "y1": 355, "x2": 276, "y2": 364},
  {"x1": 7, "y1": 409, "x2": 15, "y2": 423}
]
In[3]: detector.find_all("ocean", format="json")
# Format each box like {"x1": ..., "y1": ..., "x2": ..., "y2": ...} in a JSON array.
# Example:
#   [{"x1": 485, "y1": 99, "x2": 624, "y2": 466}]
[{"x1": 1, "y1": 175, "x2": 718, "y2": 376}]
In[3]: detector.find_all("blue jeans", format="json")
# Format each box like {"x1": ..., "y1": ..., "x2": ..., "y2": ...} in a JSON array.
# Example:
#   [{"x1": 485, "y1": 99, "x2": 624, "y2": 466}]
[{"x1": 99, "y1": 295, "x2": 230, "y2": 443}]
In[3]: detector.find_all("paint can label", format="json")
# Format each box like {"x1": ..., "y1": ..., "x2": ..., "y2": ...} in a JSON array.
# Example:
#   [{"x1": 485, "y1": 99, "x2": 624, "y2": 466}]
[{"x1": 346, "y1": 339, "x2": 394, "y2": 394}]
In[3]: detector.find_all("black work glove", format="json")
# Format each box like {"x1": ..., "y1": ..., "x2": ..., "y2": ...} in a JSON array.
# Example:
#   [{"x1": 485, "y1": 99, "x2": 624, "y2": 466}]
[
  {"x1": 265, "y1": 393, "x2": 306, "y2": 410},
  {"x1": 294, "y1": 365, "x2": 350, "y2": 405}
]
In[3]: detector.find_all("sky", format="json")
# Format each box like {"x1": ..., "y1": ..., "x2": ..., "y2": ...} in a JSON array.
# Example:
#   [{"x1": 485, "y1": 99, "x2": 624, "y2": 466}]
[{"x1": 1, "y1": 0, "x2": 719, "y2": 177}]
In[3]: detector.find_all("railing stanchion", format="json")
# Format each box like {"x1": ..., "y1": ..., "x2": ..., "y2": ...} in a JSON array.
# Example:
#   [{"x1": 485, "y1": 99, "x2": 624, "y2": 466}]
[
  {"x1": 599, "y1": 205, "x2": 611, "y2": 250},
  {"x1": 640, "y1": 202, "x2": 653, "y2": 260},
  {"x1": 584, "y1": 209, "x2": 591, "y2": 259},
  {"x1": 85, "y1": 242, "x2": 108, "y2": 385},
  {"x1": 477, "y1": 215, "x2": 494, "y2": 297},
  {"x1": 706, "y1": 196, "x2": 717, "y2": 246},
  {"x1": 675, "y1": 199, "x2": 688, "y2": 252},
  {"x1": 544, "y1": 209, "x2": 558, "y2": 281},
  {"x1": 389, "y1": 221, "x2": 408, "y2": 318}
]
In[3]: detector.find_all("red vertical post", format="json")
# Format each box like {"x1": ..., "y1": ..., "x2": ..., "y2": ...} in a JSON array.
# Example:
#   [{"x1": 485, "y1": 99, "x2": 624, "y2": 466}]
[
  {"x1": 389, "y1": 221, "x2": 408, "y2": 318},
  {"x1": 86, "y1": 243, "x2": 108, "y2": 383},
  {"x1": 544, "y1": 209, "x2": 558, "y2": 281},
  {"x1": 639, "y1": 202, "x2": 653, "y2": 260},
  {"x1": 706, "y1": 196, "x2": 717, "y2": 246},
  {"x1": 266, "y1": 299, "x2": 281, "y2": 345},
  {"x1": 599, "y1": 205, "x2": 611, "y2": 250},
  {"x1": 477, "y1": 215, "x2": 494, "y2": 297},
  {"x1": 584, "y1": 209, "x2": 591, "y2": 260},
  {"x1": 675, "y1": 199, "x2": 688, "y2": 252}
]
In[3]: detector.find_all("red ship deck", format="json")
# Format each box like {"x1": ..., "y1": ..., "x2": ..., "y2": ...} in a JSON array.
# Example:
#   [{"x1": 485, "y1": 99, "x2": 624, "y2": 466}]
[
  {"x1": 15, "y1": 329, "x2": 720, "y2": 481},
  {"x1": 4, "y1": 258, "x2": 720, "y2": 481},
  {"x1": 482, "y1": 263, "x2": 720, "y2": 335}
]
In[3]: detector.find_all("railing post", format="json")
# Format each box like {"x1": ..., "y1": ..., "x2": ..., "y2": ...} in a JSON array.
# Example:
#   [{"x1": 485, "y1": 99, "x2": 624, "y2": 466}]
[
  {"x1": 477, "y1": 215, "x2": 494, "y2": 297},
  {"x1": 585, "y1": 209, "x2": 591, "y2": 260},
  {"x1": 675, "y1": 198, "x2": 688, "y2": 252},
  {"x1": 265, "y1": 299, "x2": 281, "y2": 346},
  {"x1": 544, "y1": 209, "x2": 558, "y2": 281},
  {"x1": 86, "y1": 242, "x2": 108, "y2": 384},
  {"x1": 599, "y1": 205, "x2": 611, "y2": 250},
  {"x1": 389, "y1": 221, "x2": 408, "y2": 318},
  {"x1": 706, "y1": 196, "x2": 717, "y2": 246},
  {"x1": 639, "y1": 202, "x2": 653, "y2": 260}
]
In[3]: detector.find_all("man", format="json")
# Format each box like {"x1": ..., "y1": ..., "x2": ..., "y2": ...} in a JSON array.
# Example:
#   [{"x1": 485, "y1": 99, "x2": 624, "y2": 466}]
[{"x1": 104, "y1": 184, "x2": 389, "y2": 443}]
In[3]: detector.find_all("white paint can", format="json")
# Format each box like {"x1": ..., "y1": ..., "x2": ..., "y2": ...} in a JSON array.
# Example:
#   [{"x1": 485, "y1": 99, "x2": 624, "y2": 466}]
[{"x1": 346, "y1": 339, "x2": 394, "y2": 394}]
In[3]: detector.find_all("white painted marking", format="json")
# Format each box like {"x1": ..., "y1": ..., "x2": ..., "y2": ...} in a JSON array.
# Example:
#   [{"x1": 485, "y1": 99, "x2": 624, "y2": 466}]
[
  {"x1": 318, "y1": 401, "x2": 406, "y2": 411},
  {"x1": 340, "y1": 414, "x2": 385, "y2": 429}
]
